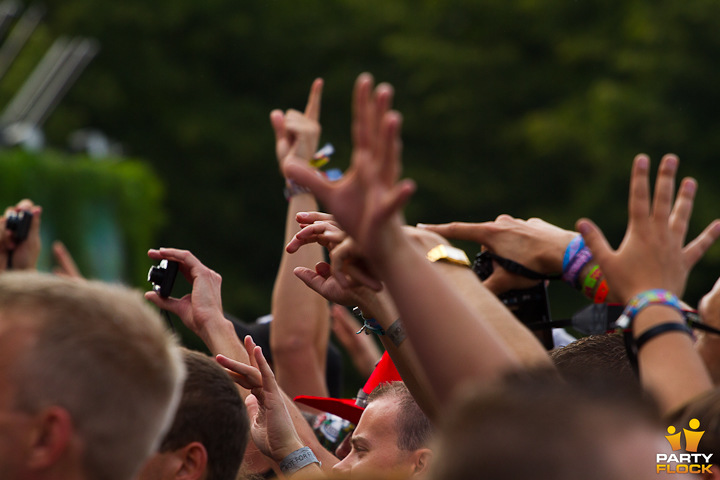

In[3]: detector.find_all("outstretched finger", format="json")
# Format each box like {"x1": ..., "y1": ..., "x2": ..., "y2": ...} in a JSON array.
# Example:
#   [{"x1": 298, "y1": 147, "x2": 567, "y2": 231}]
[
  {"x1": 52, "y1": 240, "x2": 83, "y2": 279},
  {"x1": 668, "y1": 177, "x2": 697, "y2": 241},
  {"x1": 244, "y1": 335, "x2": 259, "y2": 370},
  {"x1": 270, "y1": 110, "x2": 286, "y2": 143},
  {"x1": 416, "y1": 222, "x2": 486, "y2": 243},
  {"x1": 378, "y1": 110, "x2": 402, "y2": 186},
  {"x1": 284, "y1": 162, "x2": 333, "y2": 207},
  {"x1": 293, "y1": 265, "x2": 331, "y2": 296},
  {"x1": 296, "y1": 211, "x2": 337, "y2": 226},
  {"x1": 576, "y1": 218, "x2": 614, "y2": 272},
  {"x1": 373, "y1": 83, "x2": 394, "y2": 155},
  {"x1": 304, "y1": 78, "x2": 324, "y2": 122},
  {"x1": 352, "y1": 73, "x2": 375, "y2": 152},
  {"x1": 652, "y1": 154, "x2": 679, "y2": 222},
  {"x1": 144, "y1": 290, "x2": 183, "y2": 314},
  {"x1": 216, "y1": 354, "x2": 263, "y2": 390},
  {"x1": 682, "y1": 219, "x2": 720, "y2": 269},
  {"x1": 628, "y1": 154, "x2": 652, "y2": 228},
  {"x1": 253, "y1": 345, "x2": 279, "y2": 396}
]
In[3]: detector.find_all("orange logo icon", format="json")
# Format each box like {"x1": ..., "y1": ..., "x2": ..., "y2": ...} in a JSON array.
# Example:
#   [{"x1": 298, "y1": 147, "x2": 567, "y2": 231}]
[{"x1": 665, "y1": 419, "x2": 705, "y2": 452}]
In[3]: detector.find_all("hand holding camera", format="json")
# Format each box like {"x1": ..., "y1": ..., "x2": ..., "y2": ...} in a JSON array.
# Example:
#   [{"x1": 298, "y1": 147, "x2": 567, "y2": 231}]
[
  {"x1": 145, "y1": 248, "x2": 228, "y2": 340},
  {"x1": 1, "y1": 199, "x2": 42, "y2": 271}
]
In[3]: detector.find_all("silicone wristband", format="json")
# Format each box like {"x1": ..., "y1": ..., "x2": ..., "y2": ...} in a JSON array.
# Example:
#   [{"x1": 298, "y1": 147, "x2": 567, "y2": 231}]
[
  {"x1": 635, "y1": 322, "x2": 693, "y2": 350},
  {"x1": 563, "y1": 235, "x2": 585, "y2": 271}
]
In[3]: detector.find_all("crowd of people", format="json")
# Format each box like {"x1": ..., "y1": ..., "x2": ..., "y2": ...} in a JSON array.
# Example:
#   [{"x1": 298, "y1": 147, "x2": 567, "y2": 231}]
[{"x1": 2, "y1": 73, "x2": 720, "y2": 480}]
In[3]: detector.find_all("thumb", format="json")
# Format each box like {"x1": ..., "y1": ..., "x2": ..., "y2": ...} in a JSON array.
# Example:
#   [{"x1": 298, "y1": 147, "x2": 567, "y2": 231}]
[
  {"x1": 245, "y1": 393, "x2": 260, "y2": 419},
  {"x1": 144, "y1": 291, "x2": 181, "y2": 314},
  {"x1": 284, "y1": 163, "x2": 330, "y2": 205},
  {"x1": 576, "y1": 218, "x2": 612, "y2": 265},
  {"x1": 417, "y1": 222, "x2": 485, "y2": 243}
]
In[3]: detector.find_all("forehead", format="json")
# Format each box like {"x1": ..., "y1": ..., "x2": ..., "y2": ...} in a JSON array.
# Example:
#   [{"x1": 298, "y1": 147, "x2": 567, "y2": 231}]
[
  {"x1": 0, "y1": 316, "x2": 35, "y2": 368},
  {"x1": 354, "y1": 397, "x2": 400, "y2": 443}
]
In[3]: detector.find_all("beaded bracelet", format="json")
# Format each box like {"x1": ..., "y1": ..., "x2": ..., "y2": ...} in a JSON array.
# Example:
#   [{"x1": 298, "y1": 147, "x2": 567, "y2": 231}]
[{"x1": 615, "y1": 289, "x2": 683, "y2": 329}]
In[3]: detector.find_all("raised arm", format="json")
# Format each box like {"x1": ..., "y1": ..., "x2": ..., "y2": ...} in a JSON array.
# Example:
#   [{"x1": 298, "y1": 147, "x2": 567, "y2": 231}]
[
  {"x1": 696, "y1": 277, "x2": 720, "y2": 385},
  {"x1": 217, "y1": 337, "x2": 325, "y2": 478},
  {"x1": 270, "y1": 78, "x2": 330, "y2": 400},
  {"x1": 419, "y1": 216, "x2": 616, "y2": 303},
  {"x1": 285, "y1": 73, "x2": 521, "y2": 406},
  {"x1": 145, "y1": 248, "x2": 250, "y2": 367},
  {"x1": 144, "y1": 247, "x2": 339, "y2": 469},
  {"x1": 290, "y1": 218, "x2": 439, "y2": 418},
  {"x1": 578, "y1": 154, "x2": 720, "y2": 414}
]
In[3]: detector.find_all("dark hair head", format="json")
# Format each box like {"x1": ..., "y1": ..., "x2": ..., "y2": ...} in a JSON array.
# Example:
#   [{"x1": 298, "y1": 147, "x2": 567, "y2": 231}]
[
  {"x1": 550, "y1": 333, "x2": 640, "y2": 394},
  {"x1": 160, "y1": 348, "x2": 249, "y2": 480}
]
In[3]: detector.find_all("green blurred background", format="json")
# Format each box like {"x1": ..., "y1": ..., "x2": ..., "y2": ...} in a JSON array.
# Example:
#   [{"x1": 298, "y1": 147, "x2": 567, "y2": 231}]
[{"x1": 1, "y1": 0, "x2": 719, "y2": 328}]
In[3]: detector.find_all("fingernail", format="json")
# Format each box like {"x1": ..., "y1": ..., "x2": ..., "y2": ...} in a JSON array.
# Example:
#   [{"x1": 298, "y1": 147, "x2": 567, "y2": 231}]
[
  {"x1": 577, "y1": 221, "x2": 591, "y2": 235},
  {"x1": 416, "y1": 223, "x2": 427, "y2": 229},
  {"x1": 636, "y1": 156, "x2": 649, "y2": 170},
  {"x1": 665, "y1": 155, "x2": 678, "y2": 170},
  {"x1": 683, "y1": 179, "x2": 697, "y2": 194}
]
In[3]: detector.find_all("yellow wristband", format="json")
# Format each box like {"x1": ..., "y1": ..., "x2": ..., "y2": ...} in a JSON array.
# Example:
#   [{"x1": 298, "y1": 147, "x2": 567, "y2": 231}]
[{"x1": 426, "y1": 244, "x2": 471, "y2": 267}]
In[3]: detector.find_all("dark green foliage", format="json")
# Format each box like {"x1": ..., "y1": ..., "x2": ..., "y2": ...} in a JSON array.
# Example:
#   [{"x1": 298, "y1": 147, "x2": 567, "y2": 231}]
[
  {"x1": 0, "y1": 149, "x2": 164, "y2": 286},
  {"x1": 2, "y1": 0, "x2": 719, "y2": 318}
]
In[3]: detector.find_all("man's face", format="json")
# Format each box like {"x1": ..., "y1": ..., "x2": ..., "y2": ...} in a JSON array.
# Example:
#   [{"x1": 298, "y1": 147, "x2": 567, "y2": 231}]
[
  {"x1": 332, "y1": 397, "x2": 415, "y2": 477},
  {"x1": 0, "y1": 320, "x2": 35, "y2": 480}
]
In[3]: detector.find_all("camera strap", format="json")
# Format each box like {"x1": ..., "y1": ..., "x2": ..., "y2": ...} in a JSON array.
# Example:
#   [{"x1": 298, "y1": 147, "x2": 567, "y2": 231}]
[{"x1": 478, "y1": 251, "x2": 561, "y2": 281}]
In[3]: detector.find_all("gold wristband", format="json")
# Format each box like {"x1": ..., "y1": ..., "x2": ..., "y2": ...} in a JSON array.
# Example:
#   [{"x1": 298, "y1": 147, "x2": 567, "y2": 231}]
[{"x1": 426, "y1": 244, "x2": 471, "y2": 267}]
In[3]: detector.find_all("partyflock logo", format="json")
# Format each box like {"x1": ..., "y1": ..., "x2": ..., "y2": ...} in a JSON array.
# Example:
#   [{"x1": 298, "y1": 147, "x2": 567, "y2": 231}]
[{"x1": 656, "y1": 419, "x2": 713, "y2": 474}]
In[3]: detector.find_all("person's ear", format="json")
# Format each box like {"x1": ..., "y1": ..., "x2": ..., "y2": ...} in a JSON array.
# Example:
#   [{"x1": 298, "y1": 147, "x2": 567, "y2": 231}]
[
  {"x1": 26, "y1": 406, "x2": 74, "y2": 470},
  {"x1": 410, "y1": 448, "x2": 433, "y2": 476},
  {"x1": 175, "y1": 441, "x2": 208, "y2": 480}
]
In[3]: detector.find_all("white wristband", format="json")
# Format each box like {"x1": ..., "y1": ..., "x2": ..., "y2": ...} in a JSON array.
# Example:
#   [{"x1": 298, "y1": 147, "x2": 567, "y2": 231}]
[{"x1": 279, "y1": 446, "x2": 321, "y2": 475}]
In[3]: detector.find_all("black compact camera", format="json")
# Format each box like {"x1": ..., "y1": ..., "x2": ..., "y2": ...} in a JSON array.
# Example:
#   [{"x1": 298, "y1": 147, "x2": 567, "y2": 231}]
[
  {"x1": 147, "y1": 259, "x2": 179, "y2": 298},
  {"x1": 472, "y1": 251, "x2": 554, "y2": 349},
  {"x1": 5, "y1": 210, "x2": 33, "y2": 243}
]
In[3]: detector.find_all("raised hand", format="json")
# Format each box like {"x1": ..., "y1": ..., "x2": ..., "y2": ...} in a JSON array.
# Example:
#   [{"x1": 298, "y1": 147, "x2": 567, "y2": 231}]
[
  {"x1": 1, "y1": 199, "x2": 42, "y2": 271},
  {"x1": 284, "y1": 73, "x2": 415, "y2": 262},
  {"x1": 286, "y1": 218, "x2": 346, "y2": 254},
  {"x1": 419, "y1": 216, "x2": 576, "y2": 293},
  {"x1": 577, "y1": 154, "x2": 720, "y2": 303},
  {"x1": 144, "y1": 248, "x2": 225, "y2": 335},
  {"x1": 217, "y1": 336, "x2": 305, "y2": 463},
  {"x1": 52, "y1": 240, "x2": 83, "y2": 279},
  {"x1": 272, "y1": 78, "x2": 323, "y2": 177}
]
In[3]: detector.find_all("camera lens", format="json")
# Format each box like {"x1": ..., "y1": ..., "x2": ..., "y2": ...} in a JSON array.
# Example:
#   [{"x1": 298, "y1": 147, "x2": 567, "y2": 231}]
[
  {"x1": 148, "y1": 266, "x2": 165, "y2": 284},
  {"x1": 6, "y1": 212, "x2": 20, "y2": 230}
]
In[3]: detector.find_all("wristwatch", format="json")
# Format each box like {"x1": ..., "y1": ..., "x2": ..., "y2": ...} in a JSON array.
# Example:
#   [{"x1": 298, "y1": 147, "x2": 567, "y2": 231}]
[{"x1": 426, "y1": 244, "x2": 471, "y2": 267}]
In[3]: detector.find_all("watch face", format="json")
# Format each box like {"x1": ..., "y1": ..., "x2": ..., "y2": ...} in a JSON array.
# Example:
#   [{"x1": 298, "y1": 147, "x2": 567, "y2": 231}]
[{"x1": 447, "y1": 249, "x2": 466, "y2": 263}]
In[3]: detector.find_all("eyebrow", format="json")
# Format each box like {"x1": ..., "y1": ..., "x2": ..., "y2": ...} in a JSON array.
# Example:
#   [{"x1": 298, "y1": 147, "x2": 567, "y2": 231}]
[{"x1": 351, "y1": 435, "x2": 371, "y2": 450}]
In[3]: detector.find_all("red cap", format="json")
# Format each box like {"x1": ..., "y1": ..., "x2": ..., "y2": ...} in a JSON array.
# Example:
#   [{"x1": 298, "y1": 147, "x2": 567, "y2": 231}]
[{"x1": 294, "y1": 351, "x2": 402, "y2": 425}]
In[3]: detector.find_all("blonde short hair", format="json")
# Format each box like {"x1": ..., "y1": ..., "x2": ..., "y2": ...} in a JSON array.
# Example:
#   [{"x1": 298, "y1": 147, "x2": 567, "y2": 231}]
[{"x1": 0, "y1": 272, "x2": 185, "y2": 480}]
